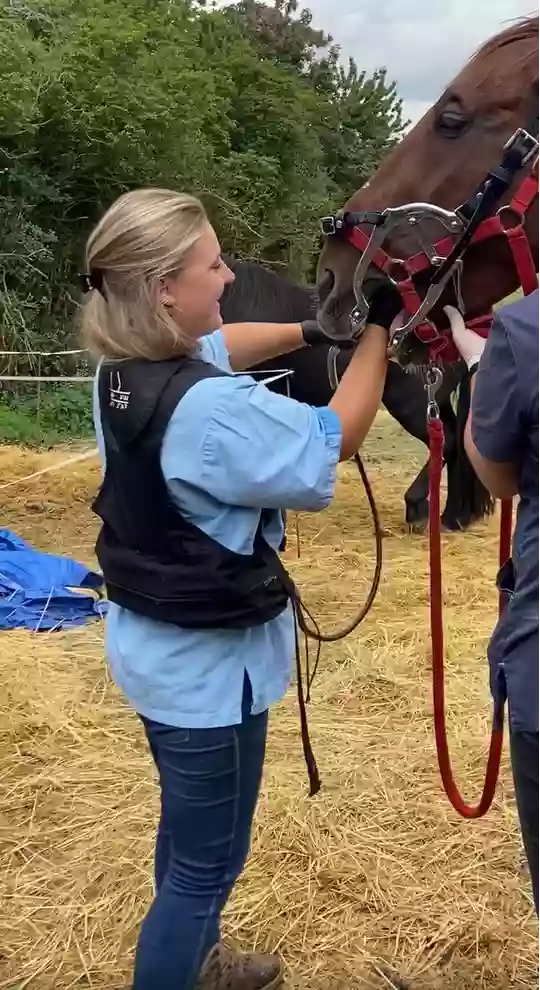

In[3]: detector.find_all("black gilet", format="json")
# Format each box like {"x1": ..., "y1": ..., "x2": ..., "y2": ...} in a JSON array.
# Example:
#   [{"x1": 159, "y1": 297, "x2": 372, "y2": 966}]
[{"x1": 91, "y1": 356, "x2": 294, "y2": 629}]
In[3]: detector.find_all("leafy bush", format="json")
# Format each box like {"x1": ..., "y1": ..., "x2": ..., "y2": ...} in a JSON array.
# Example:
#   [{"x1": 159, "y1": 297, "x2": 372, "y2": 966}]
[{"x1": 0, "y1": 0, "x2": 404, "y2": 439}]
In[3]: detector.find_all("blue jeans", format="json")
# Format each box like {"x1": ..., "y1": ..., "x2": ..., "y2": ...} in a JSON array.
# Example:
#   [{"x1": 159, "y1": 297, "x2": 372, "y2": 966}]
[{"x1": 132, "y1": 677, "x2": 268, "y2": 990}]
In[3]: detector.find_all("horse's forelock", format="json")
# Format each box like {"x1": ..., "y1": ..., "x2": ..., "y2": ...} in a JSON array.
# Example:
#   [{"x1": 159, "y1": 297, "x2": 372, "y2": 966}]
[{"x1": 472, "y1": 14, "x2": 538, "y2": 64}]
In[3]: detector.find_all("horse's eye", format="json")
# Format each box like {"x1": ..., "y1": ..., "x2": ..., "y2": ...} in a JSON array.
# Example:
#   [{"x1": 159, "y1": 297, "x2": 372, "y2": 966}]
[{"x1": 436, "y1": 111, "x2": 469, "y2": 137}]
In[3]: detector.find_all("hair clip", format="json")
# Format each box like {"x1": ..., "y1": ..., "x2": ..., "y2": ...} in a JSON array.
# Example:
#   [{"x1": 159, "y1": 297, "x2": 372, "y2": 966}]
[{"x1": 79, "y1": 269, "x2": 104, "y2": 294}]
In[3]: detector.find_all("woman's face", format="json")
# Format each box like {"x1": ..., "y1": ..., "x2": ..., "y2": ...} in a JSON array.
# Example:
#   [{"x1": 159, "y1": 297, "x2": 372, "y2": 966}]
[{"x1": 161, "y1": 222, "x2": 235, "y2": 339}]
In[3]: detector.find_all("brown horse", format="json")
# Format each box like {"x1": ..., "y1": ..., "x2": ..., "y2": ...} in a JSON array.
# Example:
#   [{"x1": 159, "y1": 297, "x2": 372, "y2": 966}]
[{"x1": 317, "y1": 16, "x2": 539, "y2": 341}]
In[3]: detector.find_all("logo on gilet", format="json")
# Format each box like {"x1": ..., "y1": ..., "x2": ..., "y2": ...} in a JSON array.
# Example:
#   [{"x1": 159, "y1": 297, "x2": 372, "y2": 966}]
[{"x1": 109, "y1": 370, "x2": 130, "y2": 410}]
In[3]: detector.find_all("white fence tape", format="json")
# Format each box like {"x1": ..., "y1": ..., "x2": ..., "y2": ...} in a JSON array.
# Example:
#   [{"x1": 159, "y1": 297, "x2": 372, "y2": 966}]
[
  {"x1": 0, "y1": 348, "x2": 87, "y2": 357},
  {"x1": 0, "y1": 375, "x2": 94, "y2": 382},
  {"x1": 0, "y1": 449, "x2": 99, "y2": 490}
]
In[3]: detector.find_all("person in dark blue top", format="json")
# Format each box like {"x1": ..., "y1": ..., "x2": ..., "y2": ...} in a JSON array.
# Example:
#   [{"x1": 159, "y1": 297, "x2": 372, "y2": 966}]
[
  {"x1": 82, "y1": 187, "x2": 403, "y2": 990},
  {"x1": 446, "y1": 295, "x2": 539, "y2": 915}
]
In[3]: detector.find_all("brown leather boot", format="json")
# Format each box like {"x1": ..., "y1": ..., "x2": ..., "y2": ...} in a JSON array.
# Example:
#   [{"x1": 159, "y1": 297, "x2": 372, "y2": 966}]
[{"x1": 196, "y1": 942, "x2": 284, "y2": 989}]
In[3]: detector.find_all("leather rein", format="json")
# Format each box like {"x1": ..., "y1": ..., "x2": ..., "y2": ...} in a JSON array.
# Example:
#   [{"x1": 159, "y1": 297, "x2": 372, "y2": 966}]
[{"x1": 320, "y1": 112, "x2": 539, "y2": 817}]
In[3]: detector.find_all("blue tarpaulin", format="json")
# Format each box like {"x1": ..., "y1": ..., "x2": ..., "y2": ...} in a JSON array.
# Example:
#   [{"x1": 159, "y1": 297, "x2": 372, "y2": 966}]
[{"x1": 0, "y1": 529, "x2": 107, "y2": 632}]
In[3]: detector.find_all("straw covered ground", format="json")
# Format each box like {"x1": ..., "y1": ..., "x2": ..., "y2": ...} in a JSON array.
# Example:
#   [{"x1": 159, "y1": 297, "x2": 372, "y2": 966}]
[{"x1": 0, "y1": 412, "x2": 537, "y2": 990}]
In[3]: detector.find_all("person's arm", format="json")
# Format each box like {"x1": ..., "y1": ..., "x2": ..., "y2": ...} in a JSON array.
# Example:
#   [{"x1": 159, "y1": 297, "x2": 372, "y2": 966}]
[
  {"x1": 328, "y1": 322, "x2": 389, "y2": 460},
  {"x1": 162, "y1": 373, "x2": 342, "y2": 513},
  {"x1": 325, "y1": 286, "x2": 401, "y2": 460},
  {"x1": 222, "y1": 285, "x2": 401, "y2": 462},
  {"x1": 222, "y1": 321, "x2": 318, "y2": 371},
  {"x1": 445, "y1": 306, "x2": 521, "y2": 499},
  {"x1": 162, "y1": 288, "x2": 402, "y2": 514},
  {"x1": 465, "y1": 375, "x2": 519, "y2": 499}
]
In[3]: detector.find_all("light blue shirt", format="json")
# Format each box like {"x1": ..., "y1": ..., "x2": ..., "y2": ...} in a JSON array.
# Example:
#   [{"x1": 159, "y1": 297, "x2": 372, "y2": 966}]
[{"x1": 93, "y1": 331, "x2": 341, "y2": 728}]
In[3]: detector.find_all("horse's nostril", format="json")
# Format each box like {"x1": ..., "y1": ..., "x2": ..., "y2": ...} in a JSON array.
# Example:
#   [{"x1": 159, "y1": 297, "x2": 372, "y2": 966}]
[
  {"x1": 329, "y1": 294, "x2": 344, "y2": 321},
  {"x1": 318, "y1": 269, "x2": 335, "y2": 304}
]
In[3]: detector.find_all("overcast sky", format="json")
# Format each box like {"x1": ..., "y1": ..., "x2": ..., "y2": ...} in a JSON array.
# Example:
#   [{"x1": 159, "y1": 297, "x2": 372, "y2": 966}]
[{"x1": 300, "y1": 0, "x2": 536, "y2": 124}]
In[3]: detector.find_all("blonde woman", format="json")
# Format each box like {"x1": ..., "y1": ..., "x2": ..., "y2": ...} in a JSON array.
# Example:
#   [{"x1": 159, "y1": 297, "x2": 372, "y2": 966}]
[{"x1": 82, "y1": 188, "x2": 402, "y2": 990}]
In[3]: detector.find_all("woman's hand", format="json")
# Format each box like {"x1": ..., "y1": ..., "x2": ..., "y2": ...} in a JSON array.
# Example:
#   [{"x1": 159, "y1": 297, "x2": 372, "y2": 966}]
[
  {"x1": 444, "y1": 305, "x2": 486, "y2": 370},
  {"x1": 366, "y1": 283, "x2": 403, "y2": 332}
]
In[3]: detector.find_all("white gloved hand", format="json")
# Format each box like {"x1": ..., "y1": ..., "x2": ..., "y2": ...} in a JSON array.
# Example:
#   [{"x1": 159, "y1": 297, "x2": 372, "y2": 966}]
[{"x1": 444, "y1": 305, "x2": 486, "y2": 370}]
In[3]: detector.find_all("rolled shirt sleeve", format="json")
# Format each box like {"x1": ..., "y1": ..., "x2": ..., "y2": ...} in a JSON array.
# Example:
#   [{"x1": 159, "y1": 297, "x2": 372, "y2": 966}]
[
  {"x1": 471, "y1": 314, "x2": 523, "y2": 464},
  {"x1": 163, "y1": 372, "x2": 342, "y2": 512}
]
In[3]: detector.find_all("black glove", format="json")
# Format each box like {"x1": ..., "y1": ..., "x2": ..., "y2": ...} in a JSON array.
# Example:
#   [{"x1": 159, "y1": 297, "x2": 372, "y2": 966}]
[
  {"x1": 301, "y1": 320, "x2": 329, "y2": 346},
  {"x1": 366, "y1": 283, "x2": 403, "y2": 332}
]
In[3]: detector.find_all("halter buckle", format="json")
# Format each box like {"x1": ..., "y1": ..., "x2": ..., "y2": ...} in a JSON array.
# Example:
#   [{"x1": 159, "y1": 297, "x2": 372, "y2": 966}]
[
  {"x1": 503, "y1": 127, "x2": 539, "y2": 166},
  {"x1": 321, "y1": 211, "x2": 385, "y2": 237},
  {"x1": 321, "y1": 215, "x2": 342, "y2": 236}
]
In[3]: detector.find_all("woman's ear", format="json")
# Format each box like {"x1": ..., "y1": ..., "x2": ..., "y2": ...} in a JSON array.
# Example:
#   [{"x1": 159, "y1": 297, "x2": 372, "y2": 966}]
[{"x1": 159, "y1": 275, "x2": 176, "y2": 309}]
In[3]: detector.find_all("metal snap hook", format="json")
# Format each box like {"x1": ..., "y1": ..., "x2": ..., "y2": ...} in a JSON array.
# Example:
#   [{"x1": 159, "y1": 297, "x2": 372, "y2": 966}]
[{"x1": 425, "y1": 366, "x2": 443, "y2": 420}]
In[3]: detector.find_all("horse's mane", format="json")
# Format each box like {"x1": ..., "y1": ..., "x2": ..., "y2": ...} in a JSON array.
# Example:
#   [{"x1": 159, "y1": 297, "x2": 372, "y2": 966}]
[
  {"x1": 473, "y1": 14, "x2": 538, "y2": 62},
  {"x1": 221, "y1": 255, "x2": 317, "y2": 322}
]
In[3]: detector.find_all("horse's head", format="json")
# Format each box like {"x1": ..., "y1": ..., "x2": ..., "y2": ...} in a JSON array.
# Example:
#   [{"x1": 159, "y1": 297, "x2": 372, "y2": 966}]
[{"x1": 317, "y1": 16, "x2": 539, "y2": 351}]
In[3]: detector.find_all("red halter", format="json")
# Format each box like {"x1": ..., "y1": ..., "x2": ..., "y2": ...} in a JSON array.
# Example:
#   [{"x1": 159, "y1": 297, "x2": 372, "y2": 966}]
[
  {"x1": 334, "y1": 157, "x2": 538, "y2": 818},
  {"x1": 342, "y1": 161, "x2": 538, "y2": 361}
]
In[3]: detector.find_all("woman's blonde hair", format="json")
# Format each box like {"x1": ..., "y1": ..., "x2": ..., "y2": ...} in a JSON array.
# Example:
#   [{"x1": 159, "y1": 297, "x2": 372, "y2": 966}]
[{"x1": 80, "y1": 188, "x2": 208, "y2": 360}]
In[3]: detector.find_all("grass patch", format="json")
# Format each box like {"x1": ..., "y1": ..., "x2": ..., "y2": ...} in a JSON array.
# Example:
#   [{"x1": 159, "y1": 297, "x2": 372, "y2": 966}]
[{"x1": 0, "y1": 384, "x2": 93, "y2": 445}]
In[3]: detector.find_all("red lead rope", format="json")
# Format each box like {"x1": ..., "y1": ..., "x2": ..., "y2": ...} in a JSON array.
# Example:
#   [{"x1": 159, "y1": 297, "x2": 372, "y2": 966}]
[{"x1": 428, "y1": 413, "x2": 511, "y2": 818}]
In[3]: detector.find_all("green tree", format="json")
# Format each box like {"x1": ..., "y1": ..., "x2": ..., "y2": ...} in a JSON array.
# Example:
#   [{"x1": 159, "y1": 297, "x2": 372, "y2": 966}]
[
  {"x1": 225, "y1": 0, "x2": 405, "y2": 198},
  {"x1": 225, "y1": 0, "x2": 330, "y2": 71},
  {"x1": 314, "y1": 56, "x2": 406, "y2": 194},
  {"x1": 0, "y1": 0, "x2": 404, "y2": 368},
  {"x1": 196, "y1": 2, "x2": 332, "y2": 272}
]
